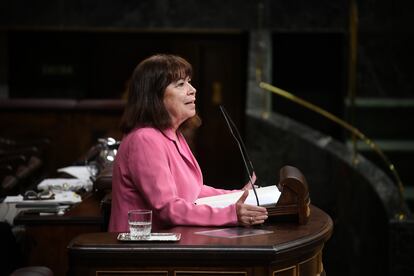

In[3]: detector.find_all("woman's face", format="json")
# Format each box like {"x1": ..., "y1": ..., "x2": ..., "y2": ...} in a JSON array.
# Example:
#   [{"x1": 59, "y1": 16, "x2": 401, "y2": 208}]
[{"x1": 163, "y1": 76, "x2": 197, "y2": 130}]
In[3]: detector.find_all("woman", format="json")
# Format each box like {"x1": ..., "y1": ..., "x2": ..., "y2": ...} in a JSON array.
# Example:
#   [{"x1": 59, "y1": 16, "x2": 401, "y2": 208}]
[{"x1": 109, "y1": 54, "x2": 268, "y2": 232}]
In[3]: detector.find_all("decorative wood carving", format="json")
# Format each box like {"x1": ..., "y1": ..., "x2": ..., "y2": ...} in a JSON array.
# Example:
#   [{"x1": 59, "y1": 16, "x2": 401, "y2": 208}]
[{"x1": 267, "y1": 165, "x2": 311, "y2": 224}]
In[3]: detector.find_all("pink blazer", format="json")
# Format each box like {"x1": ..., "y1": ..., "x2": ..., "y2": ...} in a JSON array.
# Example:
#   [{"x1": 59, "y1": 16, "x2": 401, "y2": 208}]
[{"x1": 108, "y1": 127, "x2": 238, "y2": 232}]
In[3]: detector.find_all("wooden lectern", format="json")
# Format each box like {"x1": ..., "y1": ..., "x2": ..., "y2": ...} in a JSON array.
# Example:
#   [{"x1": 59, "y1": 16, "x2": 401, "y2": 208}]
[
  {"x1": 93, "y1": 165, "x2": 311, "y2": 226},
  {"x1": 67, "y1": 205, "x2": 332, "y2": 276}
]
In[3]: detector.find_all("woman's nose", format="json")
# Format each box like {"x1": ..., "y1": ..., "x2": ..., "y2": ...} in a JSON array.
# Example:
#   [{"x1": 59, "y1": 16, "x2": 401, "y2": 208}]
[{"x1": 187, "y1": 83, "x2": 196, "y2": 95}]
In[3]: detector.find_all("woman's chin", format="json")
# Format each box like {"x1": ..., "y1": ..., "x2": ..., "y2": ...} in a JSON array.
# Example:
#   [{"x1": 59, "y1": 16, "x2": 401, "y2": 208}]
[{"x1": 187, "y1": 108, "x2": 196, "y2": 117}]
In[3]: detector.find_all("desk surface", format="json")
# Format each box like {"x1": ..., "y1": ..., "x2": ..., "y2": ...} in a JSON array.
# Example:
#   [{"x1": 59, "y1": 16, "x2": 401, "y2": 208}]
[
  {"x1": 14, "y1": 192, "x2": 103, "y2": 225},
  {"x1": 68, "y1": 205, "x2": 332, "y2": 271}
]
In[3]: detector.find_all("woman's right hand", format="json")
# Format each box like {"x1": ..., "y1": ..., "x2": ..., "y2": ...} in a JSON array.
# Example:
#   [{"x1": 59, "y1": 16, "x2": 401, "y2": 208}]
[{"x1": 236, "y1": 190, "x2": 268, "y2": 226}]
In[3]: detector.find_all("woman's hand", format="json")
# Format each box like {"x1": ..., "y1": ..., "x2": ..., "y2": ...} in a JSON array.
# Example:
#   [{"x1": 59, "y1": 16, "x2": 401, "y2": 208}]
[
  {"x1": 242, "y1": 172, "x2": 257, "y2": 190},
  {"x1": 236, "y1": 190, "x2": 268, "y2": 226}
]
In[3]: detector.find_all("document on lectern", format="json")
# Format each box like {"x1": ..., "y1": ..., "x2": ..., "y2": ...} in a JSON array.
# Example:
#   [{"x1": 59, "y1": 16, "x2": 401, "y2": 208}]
[
  {"x1": 195, "y1": 227, "x2": 274, "y2": 238},
  {"x1": 195, "y1": 185, "x2": 281, "y2": 208}
]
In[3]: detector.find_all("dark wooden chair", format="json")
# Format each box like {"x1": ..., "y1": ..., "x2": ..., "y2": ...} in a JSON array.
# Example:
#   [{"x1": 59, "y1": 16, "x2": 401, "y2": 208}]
[
  {"x1": 0, "y1": 137, "x2": 48, "y2": 198},
  {"x1": 10, "y1": 266, "x2": 54, "y2": 276}
]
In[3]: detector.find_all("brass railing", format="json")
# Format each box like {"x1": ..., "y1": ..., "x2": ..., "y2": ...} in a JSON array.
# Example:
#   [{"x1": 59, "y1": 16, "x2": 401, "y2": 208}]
[{"x1": 259, "y1": 81, "x2": 407, "y2": 220}]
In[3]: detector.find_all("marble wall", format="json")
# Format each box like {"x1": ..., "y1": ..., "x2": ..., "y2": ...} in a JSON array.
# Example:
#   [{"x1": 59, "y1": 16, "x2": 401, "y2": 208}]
[
  {"x1": 245, "y1": 109, "x2": 410, "y2": 276},
  {"x1": 1, "y1": 0, "x2": 412, "y2": 98},
  {"x1": 0, "y1": 0, "x2": 347, "y2": 30}
]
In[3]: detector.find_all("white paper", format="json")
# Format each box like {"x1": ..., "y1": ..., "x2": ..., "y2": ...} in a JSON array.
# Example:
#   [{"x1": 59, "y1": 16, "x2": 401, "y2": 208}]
[
  {"x1": 117, "y1": 232, "x2": 181, "y2": 241},
  {"x1": 3, "y1": 195, "x2": 23, "y2": 203},
  {"x1": 3, "y1": 191, "x2": 82, "y2": 205},
  {"x1": 195, "y1": 185, "x2": 281, "y2": 208},
  {"x1": 57, "y1": 166, "x2": 92, "y2": 180},
  {"x1": 37, "y1": 178, "x2": 92, "y2": 192}
]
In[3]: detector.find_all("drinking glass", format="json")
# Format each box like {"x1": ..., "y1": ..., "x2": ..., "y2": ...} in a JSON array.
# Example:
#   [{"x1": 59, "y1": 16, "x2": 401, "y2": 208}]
[{"x1": 128, "y1": 209, "x2": 152, "y2": 240}]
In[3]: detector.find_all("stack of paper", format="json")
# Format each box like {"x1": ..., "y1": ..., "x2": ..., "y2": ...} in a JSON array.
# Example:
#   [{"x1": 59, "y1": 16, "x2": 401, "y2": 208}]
[
  {"x1": 195, "y1": 185, "x2": 281, "y2": 208},
  {"x1": 57, "y1": 166, "x2": 93, "y2": 181},
  {"x1": 37, "y1": 178, "x2": 92, "y2": 192},
  {"x1": 4, "y1": 191, "x2": 82, "y2": 206}
]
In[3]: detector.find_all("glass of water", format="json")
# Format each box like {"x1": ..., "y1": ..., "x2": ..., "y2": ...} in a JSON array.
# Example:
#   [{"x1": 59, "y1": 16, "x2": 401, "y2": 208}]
[{"x1": 128, "y1": 209, "x2": 152, "y2": 240}]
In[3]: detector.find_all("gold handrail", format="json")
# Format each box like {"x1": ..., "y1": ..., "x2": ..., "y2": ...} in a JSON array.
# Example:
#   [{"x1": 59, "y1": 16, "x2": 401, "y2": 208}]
[{"x1": 259, "y1": 81, "x2": 406, "y2": 220}]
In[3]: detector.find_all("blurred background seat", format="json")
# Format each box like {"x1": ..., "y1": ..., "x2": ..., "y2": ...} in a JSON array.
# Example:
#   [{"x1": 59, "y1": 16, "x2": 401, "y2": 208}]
[
  {"x1": 0, "y1": 137, "x2": 49, "y2": 198},
  {"x1": 10, "y1": 266, "x2": 53, "y2": 276}
]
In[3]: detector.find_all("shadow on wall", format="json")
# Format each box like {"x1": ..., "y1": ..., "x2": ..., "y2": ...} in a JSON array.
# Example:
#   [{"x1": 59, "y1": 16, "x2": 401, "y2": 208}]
[{"x1": 245, "y1": 109, "x2": 412, "y2": 276}]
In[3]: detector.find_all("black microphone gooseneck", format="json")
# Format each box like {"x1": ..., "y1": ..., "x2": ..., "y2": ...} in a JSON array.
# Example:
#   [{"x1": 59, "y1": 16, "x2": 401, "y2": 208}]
[{"x1": 219, "y1": 105, "x2": 260, "y2": 206}]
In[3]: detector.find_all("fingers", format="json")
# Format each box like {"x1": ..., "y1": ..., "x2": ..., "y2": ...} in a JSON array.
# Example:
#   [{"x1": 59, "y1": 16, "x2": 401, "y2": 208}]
[
  {"x1": 242, "y1": 213, "x2": 268, "y2": 226},
  {"x1": 236, "y1": 201, "x2": 268, "y2": 226},
  {"x1": 248, "y1": 205, "x2": 267, "y2": 213},
  {"x1": 242, "y1": 172, "x2": 259, "y2": 190},
  {"x1": 251, "y1": 172, "x2": 257, "y2": 184},
  {"x1": 248, "y1": 216, "x2": 266, "y2": 225},
  {"x1": 245, "y1": 210, "x2": 268, "y2": 221}
]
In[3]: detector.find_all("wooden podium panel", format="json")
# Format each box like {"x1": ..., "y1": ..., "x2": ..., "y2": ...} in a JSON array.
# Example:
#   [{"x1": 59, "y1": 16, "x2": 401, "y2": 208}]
[
  {"x1": 67, "y1": 205, "x2": 332, "y2": 276},
  {"x1": 14, "y1": 192, "x2": 104, "y2": 276}
]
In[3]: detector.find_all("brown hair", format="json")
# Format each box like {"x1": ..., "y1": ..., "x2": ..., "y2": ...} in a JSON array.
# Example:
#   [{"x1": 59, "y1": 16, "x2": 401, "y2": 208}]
[{"x1": 120, "y1": 54, "x2": 201, "y2": 134}]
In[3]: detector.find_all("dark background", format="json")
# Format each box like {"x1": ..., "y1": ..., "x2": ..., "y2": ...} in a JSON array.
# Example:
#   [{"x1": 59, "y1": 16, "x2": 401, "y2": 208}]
[{"x1": 0, "y1": 1, "x2": 413, "y2": 275}]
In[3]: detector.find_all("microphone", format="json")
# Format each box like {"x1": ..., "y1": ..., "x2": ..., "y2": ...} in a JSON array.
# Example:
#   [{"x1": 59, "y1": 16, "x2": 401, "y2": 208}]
[{"x1": 219, "y1": 105, "x2": 260, "y2": 206}]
